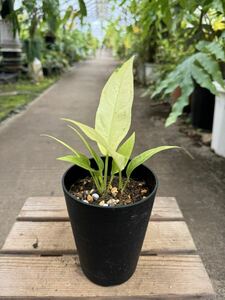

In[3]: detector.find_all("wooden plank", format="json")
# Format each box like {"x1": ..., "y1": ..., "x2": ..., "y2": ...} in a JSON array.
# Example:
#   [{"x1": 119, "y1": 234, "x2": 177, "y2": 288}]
[
  {"x1": 1, "y1": 221, "x2": 196, "y2": 255},
  {"x1": 17, "y1": 196, "x2": 183, "y2": 221},
  {"x1": 0, "y1": 255, "x2": 215, "y2": 299}
]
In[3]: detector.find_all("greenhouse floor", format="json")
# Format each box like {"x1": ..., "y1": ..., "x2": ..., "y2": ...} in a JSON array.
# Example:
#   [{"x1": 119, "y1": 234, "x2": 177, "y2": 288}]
[{"x1": 0, "y1": 51, "x2": 224, "y2": 299}]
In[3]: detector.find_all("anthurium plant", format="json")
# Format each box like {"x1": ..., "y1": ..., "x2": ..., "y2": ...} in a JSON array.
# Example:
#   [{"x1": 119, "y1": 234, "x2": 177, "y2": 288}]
[{"x1": 43, "y1": 56, "x2": 178, "y2": 195}]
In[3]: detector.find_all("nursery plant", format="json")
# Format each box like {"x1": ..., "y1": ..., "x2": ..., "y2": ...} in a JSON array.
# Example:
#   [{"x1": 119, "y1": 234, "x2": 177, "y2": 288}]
[
  {"x1": 43, "y1": 56, "x2": 179, "y2": 286},
  {"x1": 44, "y1": 56, "x2": 178, "y2": 199},
  {"x1": 153, "y1": 40, "x2": 225, "y2": 127},
  {"x1": 151, "y1": 1, "x2": 225, "y2": 127}
]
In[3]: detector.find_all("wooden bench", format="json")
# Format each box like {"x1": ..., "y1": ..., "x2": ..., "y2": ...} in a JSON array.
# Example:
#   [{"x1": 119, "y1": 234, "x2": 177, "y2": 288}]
[{"x1": 0, "y1": 196, "x2": 215, "y2": 299}]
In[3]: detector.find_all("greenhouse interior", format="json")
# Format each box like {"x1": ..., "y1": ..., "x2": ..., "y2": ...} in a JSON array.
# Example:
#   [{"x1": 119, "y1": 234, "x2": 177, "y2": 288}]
[{"x1": 0, "y1": 0, "x2": 225, "y2": 299}]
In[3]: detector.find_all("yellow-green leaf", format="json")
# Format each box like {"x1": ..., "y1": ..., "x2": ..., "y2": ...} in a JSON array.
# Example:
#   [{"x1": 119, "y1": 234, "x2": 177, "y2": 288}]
[
  {"x1": 95, "y1": 56, "x2": 134, "y2": 154},
  {"x1": 68, "y1": 125, "x2": 104, "y2": 171},
  {"x1": 62, "y1": 118, "x2": 127, "y2": 170},
  {"x1": 126, "y1": 146, "x2": 180, "y2": 178},
  {"x1": 111, "y1": 132, "x2": 135, "y2": 175},
  {"x1": 41, "y1": 134, "x2": 78, "y2": 156},
  {"x1": 57, "y1": 155, "x2": 97, "y2": 172}
]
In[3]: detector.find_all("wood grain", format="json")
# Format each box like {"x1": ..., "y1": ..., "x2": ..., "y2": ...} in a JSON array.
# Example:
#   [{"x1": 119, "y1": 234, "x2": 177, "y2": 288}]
[
  {"x1": 0, "y1": 255, "x2": 215, "y2": 299},
  {"x1": 17, "y1": 196, "x2": 183, "y2": 221},
  {"x1": 1, "y1": 221, "x2": 196, "y2": 255}
]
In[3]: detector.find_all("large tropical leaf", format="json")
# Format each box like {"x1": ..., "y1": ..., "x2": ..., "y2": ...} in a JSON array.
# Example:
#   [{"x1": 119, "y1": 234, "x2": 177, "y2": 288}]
[
  {"x1": 165, "y1": 93, "x2": 191, "y2": 127},
  {"x1": 164, "y1": 70, "x2": 192, "y2": 127},
  {"x1": 196, "y1": 53, "x2": 225, "y2": 87},
  {"x1": 204, "y1": 41, "x2": 225, "y2": 61},
  {"x1": 191, "y1": 64, "x2": 217, "y2": 94},
  {"x1": 126, "y1": 146, "x2": 180, "y2": 178},
  {"x1": 95, "y1": 56, "x2": 134, "y2": 154},
  {"x1": 153, "y1": 45, "x2": 225, "y2": 127}
]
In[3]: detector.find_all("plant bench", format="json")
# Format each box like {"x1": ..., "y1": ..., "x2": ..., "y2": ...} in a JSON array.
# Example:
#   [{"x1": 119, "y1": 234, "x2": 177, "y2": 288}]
[{"x1": 0, "y1": 196, "x2": 215, "y2": 299}]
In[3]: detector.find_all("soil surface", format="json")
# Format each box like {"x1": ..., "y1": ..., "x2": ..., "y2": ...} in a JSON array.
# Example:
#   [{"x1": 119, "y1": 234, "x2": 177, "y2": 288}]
[{"x1": 69, "y1": 176, "x2": 150, "y2": 206}]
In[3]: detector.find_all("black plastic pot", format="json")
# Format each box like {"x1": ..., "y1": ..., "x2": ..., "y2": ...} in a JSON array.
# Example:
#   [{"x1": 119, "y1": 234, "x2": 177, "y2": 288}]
[
  {"x1": 191, "y1": 85, "x2": 215, "y2": 130},
  {"x1": 62, "y1": 160, "x2": 158, "y2": 286}
]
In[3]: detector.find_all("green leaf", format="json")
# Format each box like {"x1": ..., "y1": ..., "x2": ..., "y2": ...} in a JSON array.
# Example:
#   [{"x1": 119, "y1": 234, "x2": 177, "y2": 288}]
[
  {"x1": 165, "y1": 94, "x2": 190, "y2": 127},
  {"x1": 191, "y1": 64, "x2": 217, "y2": 94},
  {"x1": 197, "y1": 41, "x2": 225, "y2": 61},
  {"x1": 61, "y1": 5, "x2": 73, "y2": 25},
  {"x1": 205, "y1": 41, "x2": 225, "y2": 61},
  {"x1": 111, "y1": 132, "x2": 135, "y2": 175},
  {"x1": 41, "y1": 134, "x2": 89, "y2": 163},
  {"x1": 57, "y1": 155, "x2": 97, "y2": 172},
  {"x1": 78, "y1": 0, "x2": 87, "y2": 17},
  {"x1": 165, "y1": 73, "x2": 193, "y2": 127},
  {"x1": 67, "y1": 125, "x2": 104, "y2": 171},
  {"x1": 153, "y1": 48, "x2": 225, "y2": 127},
  {"x1": 95, "y1": 56, "x2": 134, "y2": 154},
  {"x1": 196, "y1": 41, "x2": 210, "y2": 51},
  {"x1": 119, "y1": 0, "x2": 127, "y2": 6},
  {"x1": 126, "y1": 146, "x2": 180, "y2": 178},
  {"x1": 62, "y1": 118, "x2": 127, "y2": 170},
  {"x1": 196, "y1": 53, "x2": 225, "y2": 87},
  {"x1": 41, "y1": 134, "x2": 78, "y2": 156},
  {"x1": 211, "y1": 0, "x2": 224, "y2": 12}
]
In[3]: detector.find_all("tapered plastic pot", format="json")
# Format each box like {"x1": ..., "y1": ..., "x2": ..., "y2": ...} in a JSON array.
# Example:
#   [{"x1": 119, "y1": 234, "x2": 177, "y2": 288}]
[
  {"x1": 191, "y1": 85, "x2": 215, "y2": 130},
  {"x1": 62, "y1": 160, "x2": 158, "y2": 286}
]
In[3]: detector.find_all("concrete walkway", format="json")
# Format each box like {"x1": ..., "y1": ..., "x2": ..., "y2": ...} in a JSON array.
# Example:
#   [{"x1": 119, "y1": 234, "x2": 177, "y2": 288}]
[{"x1": 0, "y1": 52, "x2": 225, "y2": 298}]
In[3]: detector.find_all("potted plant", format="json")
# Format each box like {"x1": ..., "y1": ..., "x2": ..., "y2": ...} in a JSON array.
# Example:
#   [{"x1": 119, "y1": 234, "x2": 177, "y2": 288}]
[
  {"x1": 43, "y1": 57, "x2": 178, "y2": 286},
  {"x1": 153, "y1": 40, "x2": 225, "y2": 127}
]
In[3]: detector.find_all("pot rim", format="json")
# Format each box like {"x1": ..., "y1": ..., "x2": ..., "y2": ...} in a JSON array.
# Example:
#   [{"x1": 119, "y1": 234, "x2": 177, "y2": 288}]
[{"x1": 62, "y1": 163, "x2": 158, "y2": 210}]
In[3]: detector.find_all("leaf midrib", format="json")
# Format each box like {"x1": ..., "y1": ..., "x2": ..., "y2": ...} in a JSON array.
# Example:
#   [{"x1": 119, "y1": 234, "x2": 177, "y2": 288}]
[{"x1": 100, "y1": 67, "x2": 130, "y2": 148}]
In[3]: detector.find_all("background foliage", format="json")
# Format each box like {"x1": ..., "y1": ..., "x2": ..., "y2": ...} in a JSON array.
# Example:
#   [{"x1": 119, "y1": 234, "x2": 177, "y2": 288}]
[
  {"x1": 1, "y1": 0, "x2": 98, "y2": 75},
  {"x1": 104, "y1": 0, "x2": 225, "y2": 126}
]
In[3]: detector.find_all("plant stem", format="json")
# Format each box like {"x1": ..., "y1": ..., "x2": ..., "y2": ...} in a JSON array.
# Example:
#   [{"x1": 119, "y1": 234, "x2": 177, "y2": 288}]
[
  {"x1": 98, "y1": 174, "x2": 104, "y2": 189},
  {"x1": 121, "y1": 177, "x2": 129, "y2": 193},
  {"x1": 108, "y1": 174, "x2": 114, "y2": 190},
  {"x1": 104, "y1": 154, "x2": 109, "y2": 191},
  {"x1": 90, "y1": 171, "x2": 102, "y2": 194},
  {"x1": 119, "y1": 171, "x2": 123, "y2": 190}
]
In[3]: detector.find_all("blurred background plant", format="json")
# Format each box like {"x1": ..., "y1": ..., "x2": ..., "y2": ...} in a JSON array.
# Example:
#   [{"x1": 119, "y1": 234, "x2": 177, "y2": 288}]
[
  {"x1": 0, "y1": 0, "x2": 98, "y2": 79},
  {"x1": 1, "y1": 0, "x2": 225, "y2": 131},
  {"x1": 0, "y1": 0, "x2": 99, "y2": 120},
  {"x1": 103, "y1": 0, "x2": 225, "y2": 128}
]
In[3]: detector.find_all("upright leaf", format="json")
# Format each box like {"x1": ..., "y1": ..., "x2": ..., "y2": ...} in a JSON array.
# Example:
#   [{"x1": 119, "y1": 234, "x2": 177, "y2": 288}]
[
  {"x1": 95, "y1": 56, "x2": 134, "y2": 154},
  {"x1": 78, "y1": 0, "x2": 87, "y2": 17},
  {"x1": 126, "y1": 146, "x2": 180, "y2": 178},
  {"x1": 111, "y1": 132, "x2": 135, "y2": 175}
]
